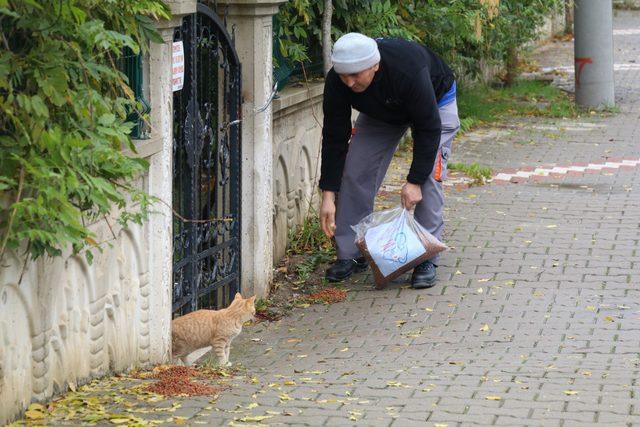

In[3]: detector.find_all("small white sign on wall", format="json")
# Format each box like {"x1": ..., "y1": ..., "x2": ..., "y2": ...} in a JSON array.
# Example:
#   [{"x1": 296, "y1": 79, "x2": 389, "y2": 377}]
[{"x1": 172, "y1": 41, "x2": 185, "y2": 92}]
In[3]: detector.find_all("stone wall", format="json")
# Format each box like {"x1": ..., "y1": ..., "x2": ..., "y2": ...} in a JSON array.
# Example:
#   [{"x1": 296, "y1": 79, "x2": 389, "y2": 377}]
[
  {"x1": 0, "y1": 219, "x2": 154, "y2": 422},
  {"x1": 0, "y1": 161, "x2": 173, "y2": 426},
  {"x1": 0, "y1": 8, "x2": 182, "y2": 423},
  {"x1": 613, "y1": 0, "x2": 640, "y2": 8},
  {"x1": 272, "y1": 83, "x2": 324, "y2": 261}
]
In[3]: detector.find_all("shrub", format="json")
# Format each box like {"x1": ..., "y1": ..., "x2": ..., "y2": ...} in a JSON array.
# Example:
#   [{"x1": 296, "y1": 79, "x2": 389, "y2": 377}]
[{"x1": 0, "y1": 0, "x2": 170, "y2": 262}]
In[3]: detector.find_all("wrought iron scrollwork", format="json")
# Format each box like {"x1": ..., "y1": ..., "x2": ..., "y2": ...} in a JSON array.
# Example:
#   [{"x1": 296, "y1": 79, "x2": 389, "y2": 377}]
[{"x1": 172, "y1": 3, "x2": 242, "y2": 316}]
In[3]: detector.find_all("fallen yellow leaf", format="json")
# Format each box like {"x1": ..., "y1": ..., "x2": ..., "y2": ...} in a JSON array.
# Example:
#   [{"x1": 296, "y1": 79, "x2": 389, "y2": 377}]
[
  {"x1": 480, "y1": 324, "x2": 490, "y2": 332},
  {"x1": 349, "y1": 410, "x2": 362, "y2": 421},
  {"x1": 564, "y1": 390, "x2": 578, "y2": 395},
  {"x1": 238, "y1": 415, "x2": 274, "y2": 422},
  {"x1": 25, "y1": 409, "x2": 45, "y2": 420},
  {"x1": 485, "y1": 395, "x2": 502, "y2": 401}
]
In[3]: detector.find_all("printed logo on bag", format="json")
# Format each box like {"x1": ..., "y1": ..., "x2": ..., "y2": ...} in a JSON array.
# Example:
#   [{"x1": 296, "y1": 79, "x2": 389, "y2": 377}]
[{"x1": 382, "y1": 232, "x2": 408, "y2": 264}]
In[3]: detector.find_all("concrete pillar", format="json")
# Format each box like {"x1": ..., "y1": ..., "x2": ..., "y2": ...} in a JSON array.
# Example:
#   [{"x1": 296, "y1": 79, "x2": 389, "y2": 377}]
[
  {"x1": 574, "y1": 0, "x2": 615, "y2": 108},
  {"x1": 216, "y1": 0, "x2": 286, "y2": 298},
  {"x1": 144, "y1": 1, "x2": 196, "y2": 362}
]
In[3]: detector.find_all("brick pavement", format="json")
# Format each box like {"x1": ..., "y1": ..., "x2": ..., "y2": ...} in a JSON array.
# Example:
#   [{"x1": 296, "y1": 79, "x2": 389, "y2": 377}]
[{"x1": 15, "y1": 10, "x2": 640, "y2": 427}]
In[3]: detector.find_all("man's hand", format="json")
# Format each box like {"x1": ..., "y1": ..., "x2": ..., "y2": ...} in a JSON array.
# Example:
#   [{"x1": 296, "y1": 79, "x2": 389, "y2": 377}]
[
  {"x1": 401, "y1": 182, "x2": 422, "y2": 209},
  {"x1": 320, "y1": 191, "x2": 337, "y2": 238}
]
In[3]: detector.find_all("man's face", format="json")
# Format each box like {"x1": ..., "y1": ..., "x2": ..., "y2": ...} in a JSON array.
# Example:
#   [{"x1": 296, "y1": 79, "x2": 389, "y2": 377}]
[{"x1": 338, "y1": 63, "x2": 380, "y2": 93}]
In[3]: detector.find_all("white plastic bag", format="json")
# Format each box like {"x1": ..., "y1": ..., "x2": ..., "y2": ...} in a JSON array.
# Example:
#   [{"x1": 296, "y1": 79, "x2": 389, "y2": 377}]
[{"x1": 352, "y1": 205, "x2": 448, "y2": 288}]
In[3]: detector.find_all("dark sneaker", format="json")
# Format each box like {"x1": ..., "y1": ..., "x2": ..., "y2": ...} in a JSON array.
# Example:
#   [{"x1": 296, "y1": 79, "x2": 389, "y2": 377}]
[
  {"x1": 411, "y1": 260, "x2": 437, "y2": 289},
  {"x1": 325, "y1": 257, "x2": 368, "y2": 282}
]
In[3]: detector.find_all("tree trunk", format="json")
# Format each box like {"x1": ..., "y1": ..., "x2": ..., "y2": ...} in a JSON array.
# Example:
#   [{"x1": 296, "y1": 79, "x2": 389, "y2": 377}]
[
  {"x1": 565, "y1": 0, "x2": 574, "y2": 34},
  {"x1": 504, "y1": 46, "x2": 518, "y2": 86},
  {"x1": 322, "y1": 0, "x2": 333, "y2": 76}
]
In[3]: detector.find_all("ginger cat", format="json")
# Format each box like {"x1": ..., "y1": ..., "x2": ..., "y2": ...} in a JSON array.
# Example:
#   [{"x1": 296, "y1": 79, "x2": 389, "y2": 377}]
[{"x1": 171, "y1": 293, "x2": 256, "y2": 366}]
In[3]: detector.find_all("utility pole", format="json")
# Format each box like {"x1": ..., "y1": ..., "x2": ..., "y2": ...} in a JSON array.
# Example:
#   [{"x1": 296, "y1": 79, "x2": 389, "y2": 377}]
[{"x1": 573, "y1": 0, "x2": 615, "y2": 108}]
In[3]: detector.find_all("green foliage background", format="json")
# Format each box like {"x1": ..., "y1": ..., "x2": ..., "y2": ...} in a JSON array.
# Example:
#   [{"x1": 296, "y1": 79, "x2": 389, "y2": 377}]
[
  {"x1": 275, "y1": 0, "x2": 561, "y2": 81},
  {"x1": 0, "y1": 0, "x2": 170, "y2": 262}
]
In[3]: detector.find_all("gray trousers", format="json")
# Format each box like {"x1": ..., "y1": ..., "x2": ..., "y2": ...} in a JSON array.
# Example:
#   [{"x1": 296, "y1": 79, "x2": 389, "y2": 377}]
[{"x1": 335, "y1": 99, "x2": 461, "y2": 263}]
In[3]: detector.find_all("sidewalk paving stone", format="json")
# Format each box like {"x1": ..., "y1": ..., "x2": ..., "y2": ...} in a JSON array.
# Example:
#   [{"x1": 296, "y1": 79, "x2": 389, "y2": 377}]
[{"x1": 10, "y1": 9, "x2": 640, "y2": 427}]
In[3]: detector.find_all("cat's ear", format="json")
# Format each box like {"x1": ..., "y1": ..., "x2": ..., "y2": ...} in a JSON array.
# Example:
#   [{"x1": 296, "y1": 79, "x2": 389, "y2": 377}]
[
  {"x1": 247, "y1": 295, "x2": 256, "y2": 304},
  {"x1": 234, "y1": 292, "x2": 242, "y2": 300}
]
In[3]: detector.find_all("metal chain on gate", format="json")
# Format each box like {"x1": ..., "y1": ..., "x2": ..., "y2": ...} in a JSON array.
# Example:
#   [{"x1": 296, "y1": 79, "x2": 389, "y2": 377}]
[{"x1": 157, "y1": 198, "x2": 234, "y2": 224}]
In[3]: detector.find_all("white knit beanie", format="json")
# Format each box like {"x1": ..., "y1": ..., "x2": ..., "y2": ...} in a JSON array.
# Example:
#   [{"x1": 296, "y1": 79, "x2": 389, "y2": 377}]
[{"x1": 331, "y1": 33, "x2": 380, "y2": 74}]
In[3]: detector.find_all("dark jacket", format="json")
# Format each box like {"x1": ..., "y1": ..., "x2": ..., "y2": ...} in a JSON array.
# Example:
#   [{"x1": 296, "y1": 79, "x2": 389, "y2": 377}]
[{"x1": 319, "y1": 38, "x2": 455, "y2": 192}]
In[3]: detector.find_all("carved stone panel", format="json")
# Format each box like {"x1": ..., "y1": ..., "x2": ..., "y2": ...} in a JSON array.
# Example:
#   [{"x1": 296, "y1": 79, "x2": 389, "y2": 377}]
[
  {"x1": 272, "y1": 84, "x2": 324, "y2": 262},
  {"x1": 0, "y1": 218, "x2": 157, "y2": 424}
]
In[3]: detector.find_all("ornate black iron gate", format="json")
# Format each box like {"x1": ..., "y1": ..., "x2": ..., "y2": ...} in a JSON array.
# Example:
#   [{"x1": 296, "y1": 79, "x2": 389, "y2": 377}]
[{"x1": 172, "y1": 4, "x2": 242, "y2": 316}]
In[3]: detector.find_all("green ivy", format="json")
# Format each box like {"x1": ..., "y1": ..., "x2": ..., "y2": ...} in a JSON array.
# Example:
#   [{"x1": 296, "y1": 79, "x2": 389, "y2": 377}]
[{"x1": 0, "y1": 0, "x2": 170, "y2": 263}]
